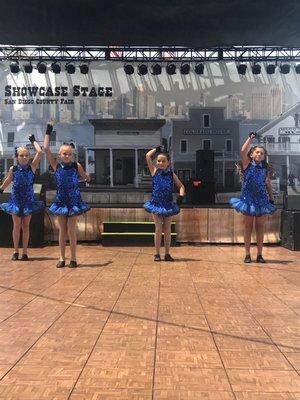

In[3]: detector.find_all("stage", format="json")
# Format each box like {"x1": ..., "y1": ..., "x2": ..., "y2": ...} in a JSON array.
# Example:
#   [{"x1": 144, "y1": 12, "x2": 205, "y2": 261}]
[{"x1": 0, "y1": 244, "x2": 299, "y2": 399}]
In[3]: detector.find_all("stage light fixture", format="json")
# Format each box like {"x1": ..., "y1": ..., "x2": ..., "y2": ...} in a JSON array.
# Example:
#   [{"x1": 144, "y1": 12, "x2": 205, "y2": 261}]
[
  {"x1": 280, "y1": 64, "x2": 290, "y2": 74},
  {"x1": 295, "y1": 64, "x2": 300, "y2": 74},
  {"x1": 151, "y1": 63, "x2": 162, "y2": 75},
  {"x1": 166, "y1": 63, "x2": 176, "y2": 75},
  {"x1": 24, "y1": 63, "x2": 33, "y2": 73},
  {"x1": 124, "y1": 64, "x2": 134, "y2": 75},
  {"x1": 66, "y1": 63, "x2": 76, "y2": 74},
  {"x1": 251, "y1": 64, "x2": 261, "y2": 75},
  {"x1": 180, "y1": 63, "x2": 190, "y2": 75},
  {"x1": 266, "y1": 64, "x2": 276, "y2": 74},
  {"x1": 37, "y1": 63, "x2": 47, "y2": 73},
  {"x1": 79, "y1": 64, "x2": 89, "y2": 74},
  {"x1": 237, "y1": 64, "x2": 247, "y2": 75},
  {"x1": 10, "y1": 62, "x2": 19, "y2": 73},
  {"x1": 51, "y1": 62, "x2": 61, "y2": 74},
  {"x1": 138, "y1": 64, "x2": 148, "y2": 75},
  {"x1": 195, "y1": 63, "x2": 204, "y2": 74}
]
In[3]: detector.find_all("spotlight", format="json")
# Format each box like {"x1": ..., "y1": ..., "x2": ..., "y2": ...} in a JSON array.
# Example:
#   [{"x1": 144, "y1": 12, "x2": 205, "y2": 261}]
[
  {"x1": 280, "y1": 64, "x2": 290, "y2": 74},
  {"x1": 237, "y1": 64, "x2": 247, "y2": 75},
  {"x1": 124, "y1": 64, "x2": 134, "y2": 75},
  {"x1": 138, "y1": 64, "x2": 148, "y2": 75},
  {"x1": 180, "y1": 63, "x2": 190, "y2": 75},
  {"x1": 151, "y1": 63, "x2": 162, "y2": 75},
  {"x1": 195, "y1": 63, "x2": 204, "y2": 74},
  {"x1": 10, "y1": 62, "x2": 20, "y2": 74},
  {"x1": 66, "y1": 63, "x2": 76, "y2": 74},
  {"x1": 266, "y1": 64, "x2": 276, "y2": 74},
  {"x1": 251, "y1": 64, "x2": 261, "y2": 75},
  {"x1": 51, "y1": 62, "x2": 61, "y2": 74},
  {"x1": 295, "y1": 64, "x2": 300, "y2": 74},
  {"x1": 166, "y1": 63, "x2": 176, "y2": 75},
  {"x1": 24, "y1": 64, "x2": 33, "y2": 73},
  {"x1": 79, "y1": 64, "x2": 89, "y2": 74},
  {"x1": 37, "y1": 63, "x2": 47, "y2": 73}
]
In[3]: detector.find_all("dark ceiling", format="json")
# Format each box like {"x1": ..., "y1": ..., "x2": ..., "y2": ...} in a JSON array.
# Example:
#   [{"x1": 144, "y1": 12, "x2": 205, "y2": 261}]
[{"x1": 1, "y1": 0, "x2": 300, "y2": 47}]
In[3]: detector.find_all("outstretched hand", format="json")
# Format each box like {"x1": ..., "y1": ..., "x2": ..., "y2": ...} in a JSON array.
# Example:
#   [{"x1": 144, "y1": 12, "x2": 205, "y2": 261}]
[
  {"x1": 45, "y1": 121, "x2": 54, "y2": 136},
  {"x1": 248, "y1": 132, "x2": 257, "y2": 139},
  {"x1": 28, "y1": 134, "x2": 36, "y2": 144}
]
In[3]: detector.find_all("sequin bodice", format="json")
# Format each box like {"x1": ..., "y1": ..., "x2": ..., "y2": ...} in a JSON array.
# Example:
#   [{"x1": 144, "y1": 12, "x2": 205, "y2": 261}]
[
  {"x1": 240, "y1": 162, "x2": 269, "y2": 204},
  {"x1": 151, "y1": 169, "x2": 174, "y2": 205}
]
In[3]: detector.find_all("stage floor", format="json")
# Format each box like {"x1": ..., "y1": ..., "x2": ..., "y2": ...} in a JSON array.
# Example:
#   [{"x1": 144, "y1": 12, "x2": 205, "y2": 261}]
[{"x1": 0, "y1": 244, "x2": 299, "y2": 399}]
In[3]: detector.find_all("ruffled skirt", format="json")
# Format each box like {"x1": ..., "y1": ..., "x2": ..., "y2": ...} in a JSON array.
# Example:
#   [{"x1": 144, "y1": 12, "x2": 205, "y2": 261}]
[
  {"x1": 0, "y1": 200, "x2": 44, "y2": 216},
  {"x1": 144, "y1": 200, "x2": 180, "y2": 217},
  {"x1": 230, "y1": 197, "x2": 276, "y2": 217},
  {"x1": 49, "y1": 201, "x2": 90, "y2": 216}
]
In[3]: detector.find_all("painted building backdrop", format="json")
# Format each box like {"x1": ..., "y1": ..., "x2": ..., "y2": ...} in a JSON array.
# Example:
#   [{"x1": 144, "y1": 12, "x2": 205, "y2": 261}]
[{"x1": 0, "y1": 61, "x2": 299, "y2": 190}]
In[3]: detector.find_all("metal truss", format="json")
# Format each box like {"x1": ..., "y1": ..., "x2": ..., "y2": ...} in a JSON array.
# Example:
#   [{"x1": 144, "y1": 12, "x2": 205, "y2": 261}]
[{"x1": 1, "y1": 45, "x2": 300, "y2": 63}]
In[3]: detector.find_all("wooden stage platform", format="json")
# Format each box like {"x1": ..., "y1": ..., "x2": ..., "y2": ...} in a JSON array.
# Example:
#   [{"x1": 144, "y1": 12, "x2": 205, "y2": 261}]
[
  {"x1": 0, "y1": 244, "x2": 299, "y2": 399},
  {"x1": 44, "y1": 207, "x2": 282, "y2": 244}
]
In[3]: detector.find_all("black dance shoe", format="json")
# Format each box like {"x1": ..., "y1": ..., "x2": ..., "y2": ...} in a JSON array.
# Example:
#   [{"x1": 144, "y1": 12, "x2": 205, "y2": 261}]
[
  {"x1": 256, "y1": 255, "x2": 266, "y2": 263},
  {"x1": 164, "y1": 254, "x2": 174, "y2": 262},
  {"x1": 11, "y1": 252, "x2": 19, "y2": 261},
  {"x1": 56, "y1": 260, "x2": 65, "y2": 268},
  {"x1": 20, "y1": 254, "x2": 29, "y2": 261},
  {"x1": 69, "y1": 260, "x2": 78, "y2": 268},
  {"x1": 244, "y1": 255, "x2": 251, "y2": 263},
  {"x1": 154, "y1": 254, "x2": 161, "y2": 262}
]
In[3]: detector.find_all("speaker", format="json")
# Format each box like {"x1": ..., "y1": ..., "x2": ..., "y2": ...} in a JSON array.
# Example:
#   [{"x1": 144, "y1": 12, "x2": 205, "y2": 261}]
[
  {"x1": 284, "y1": 185, "x2": 300, "y2": 210},
  {"x1": 0, "y1": 184, "x2": 45, "y2": 247},
  {"x1": 196, "y1": 150, "x2": 214, "y2": 181},
  {"x1": 186, "y1": 179, "x2": 215, "y2": 205},
  {"x1": 281, "y1": 210, "x2": 300, "y2": 251},
  {"x1": 0, "y1": 210, "x2": 45, "y2": 247}
]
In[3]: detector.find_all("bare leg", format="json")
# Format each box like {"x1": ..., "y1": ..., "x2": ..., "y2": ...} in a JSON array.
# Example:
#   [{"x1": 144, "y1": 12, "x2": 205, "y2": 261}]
[
  {"x1": 12, "y1": 215, "x2": 21, "y2": 253},
  {"x1": 67, "y1": 216, "x2": 78, "y2": 261},
  {"x1": 153, "y1": 214, "x2": 163, "y2": 255},
  {"x1": 21, "y1": 215, "x2": 32, "y2": 255},
  {"x1": 163, "y1": 216, "x2": 172, "y2": 255},
  {"x1": 255, "y1": 215, "x2": 266, "y2": 256},
  {"x1": 58, "y1": 216, "x2": 67, "y2": 261},
  {"x1": 244, "y1": 215, "x2": 254, "y2": 256}
]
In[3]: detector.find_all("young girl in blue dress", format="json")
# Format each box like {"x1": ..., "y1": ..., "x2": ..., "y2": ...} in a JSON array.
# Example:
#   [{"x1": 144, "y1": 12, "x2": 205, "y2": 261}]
[
  {"x1": 43, "y1": 123, "x2": 90, "y2": 268},
  {"x1": 144, "y1": 146, "x2": 185, "y2": 262},
  {"x1": 230, "y1": 132, "x2": 276, "y2": 263},
  {"x1": 0, "y1": 136, "x2": 43, "y2": 260}
]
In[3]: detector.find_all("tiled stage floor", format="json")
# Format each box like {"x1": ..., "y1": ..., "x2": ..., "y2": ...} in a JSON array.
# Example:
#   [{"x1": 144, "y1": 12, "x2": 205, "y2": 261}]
[{"x1": 0, "y1": 244, "x2": 299, "y2": 399}]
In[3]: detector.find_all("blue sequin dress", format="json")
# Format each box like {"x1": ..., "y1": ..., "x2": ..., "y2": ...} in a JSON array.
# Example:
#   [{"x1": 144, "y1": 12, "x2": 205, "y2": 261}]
[
  {"x1": 49, "y1": 162, "x2": 90, "y2": 216},
  {"x1": 144, "y1": 168, "x2": 180, "y2": 216},
  {"x1": 230, "y1": 161, "x2": 276, "y2": 216},
  {"x1": 0, "y1": 164, "x2": 44, "y2": 216}
]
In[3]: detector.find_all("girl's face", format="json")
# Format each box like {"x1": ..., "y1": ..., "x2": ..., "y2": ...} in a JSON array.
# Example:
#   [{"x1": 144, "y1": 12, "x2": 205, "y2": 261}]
[
  {"x1": 59, "y1": 145, "x2": 74, "y2": 163},
  {"x1": 156, "y1": 154, "x2": 170, "y2": 170},
  {"x1": 16, "y1": 150, "x2": 30, "y2": 166},
  {"x1": 251, "y1": 147, "x2": 266, "y2": 163}
]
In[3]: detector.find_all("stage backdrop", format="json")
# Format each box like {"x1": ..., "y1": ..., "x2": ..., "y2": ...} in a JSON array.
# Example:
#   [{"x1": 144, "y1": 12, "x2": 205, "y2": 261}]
[{"x1": 0, "y1": 61, "x2": 299, "y2": 191}]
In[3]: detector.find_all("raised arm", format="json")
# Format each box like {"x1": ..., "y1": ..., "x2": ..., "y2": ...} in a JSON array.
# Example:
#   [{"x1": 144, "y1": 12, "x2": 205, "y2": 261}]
[
  {"x1": 43, "y1": 122, "x2": 57, "y2": 171},
  {"x1": 29, "y1": 134, "x2": 43, "y2": 173},
  {"x1": 77, "y1": 163, "x2": 91, "y2": 183},
  {"x1": 146, "y1": 147, "x2": 162, "y2": 176},
  {"x1": 0, "y1": 166, "x2": 13, "y2": 193},
  {"x1": 241, "y1": 132, "x2": 256, "y2": 169}
]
